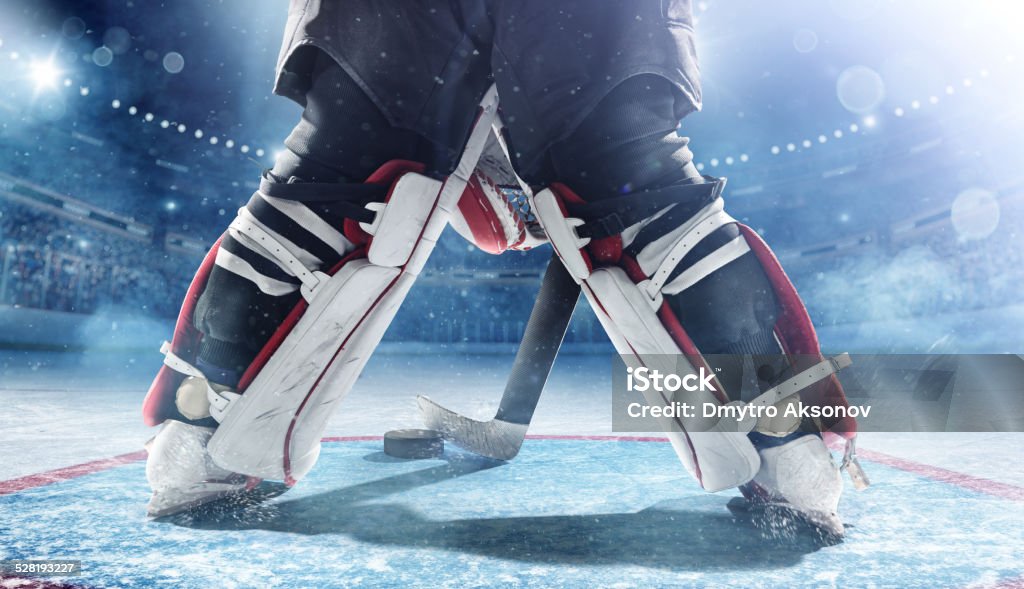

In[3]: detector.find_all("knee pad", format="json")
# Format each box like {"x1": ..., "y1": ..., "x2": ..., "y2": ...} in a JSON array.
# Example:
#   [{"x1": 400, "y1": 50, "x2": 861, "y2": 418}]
[{"x1": 532, "y1": 178, "x2": 858, "y2": 492}]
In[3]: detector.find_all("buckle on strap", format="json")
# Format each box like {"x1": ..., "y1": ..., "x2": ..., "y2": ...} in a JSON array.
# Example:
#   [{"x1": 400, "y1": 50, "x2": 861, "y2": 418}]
[
  {"x1": 841, "y1": 436, "x2": 871, "y2": 490},
  {"x1": 358, "y1": 202, "x2": 387, "y2": 236},
  {"x1": 576, "y1": 212, "x2": 625, "y2": 240},
  {"x1": 207, "y1": 388, "x2": 241, "y2": 423}
]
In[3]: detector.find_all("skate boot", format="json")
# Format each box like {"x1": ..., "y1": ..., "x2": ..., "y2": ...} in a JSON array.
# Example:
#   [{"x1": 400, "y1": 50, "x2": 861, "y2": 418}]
[
  {"x1": 741, "y1": 431, "x2": 845, "y2": 537},
  {"x1": 145, "y1": 418, "x2": 253, "y2": 517}
]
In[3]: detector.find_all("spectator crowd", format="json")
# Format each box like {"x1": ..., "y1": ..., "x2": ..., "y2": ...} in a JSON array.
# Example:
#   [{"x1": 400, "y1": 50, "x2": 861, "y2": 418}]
[
  {"x1": 3, "y1": 197, "x2": 1023, "y2": 341},
  {"x1": 0, "y1": 202, "x2": 195, "y2": 317}
]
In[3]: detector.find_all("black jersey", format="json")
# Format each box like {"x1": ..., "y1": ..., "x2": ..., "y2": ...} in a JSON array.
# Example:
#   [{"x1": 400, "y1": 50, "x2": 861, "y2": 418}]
[{"x1": 272, "y1": 0, "x2": 702, "y2": 173}]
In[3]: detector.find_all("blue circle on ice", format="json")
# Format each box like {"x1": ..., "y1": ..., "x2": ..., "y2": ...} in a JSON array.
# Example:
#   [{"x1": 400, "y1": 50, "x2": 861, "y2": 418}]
[
  {"x1": 836, "y1": 65, "x2": 885, "y2": 114},
  {"x1": 163, "y1": 52, "x2": 185, "y2": 74},
  {"x1": 951, "y1": 188, "x2": 1000, "y2": 240}
]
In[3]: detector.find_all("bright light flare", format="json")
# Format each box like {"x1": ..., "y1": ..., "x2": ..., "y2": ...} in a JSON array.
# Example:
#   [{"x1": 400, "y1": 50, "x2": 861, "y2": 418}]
[{"x1": 30, "y1": 59, "x2": 61, "y2": 90}]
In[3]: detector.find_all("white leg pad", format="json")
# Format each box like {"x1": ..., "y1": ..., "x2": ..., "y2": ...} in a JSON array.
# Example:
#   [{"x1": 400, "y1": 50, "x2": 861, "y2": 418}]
[
  {"x1": 206, "y1": 87, "x2": 502, "y2": 484},
  {"x1": 584, "y1": 267, "x2": 761, "y2": 492},
  {"x1": 207, "y1": 259, "x2": 405, "y2": 482}
]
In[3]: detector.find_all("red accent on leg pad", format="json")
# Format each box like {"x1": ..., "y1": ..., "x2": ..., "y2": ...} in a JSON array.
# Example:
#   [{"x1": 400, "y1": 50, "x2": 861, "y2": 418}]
[
  {"x1": 142, "y1": 236, "x2": 223, "y2": 426},
  {"x1": 549, "y1": 183, "x2": 623, "y2": 264},
  {"x1": 143, "y1": 160, "x2": 424, "y2": 427},
  {"x1": 738, "y1": 224, "x2": 856, "y2": 437}
]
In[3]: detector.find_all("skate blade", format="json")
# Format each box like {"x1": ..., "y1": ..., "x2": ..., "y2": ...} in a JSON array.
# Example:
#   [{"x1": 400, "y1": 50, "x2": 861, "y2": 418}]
[
  {"x1": 147, "y1": 478, "x2": 268, "y2": 518},
  {"x1": 148, "y1": 488, "x2": 243, "y2": 518},
  {"x1": 148, "y1": 483, "x2": 291, "y2": 519},
  {"x1": 727, "y1": 496, "x2": 846, "y2": 542}
]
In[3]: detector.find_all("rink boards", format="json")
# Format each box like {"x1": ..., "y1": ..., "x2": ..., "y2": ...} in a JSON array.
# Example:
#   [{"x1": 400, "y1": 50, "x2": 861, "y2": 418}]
[{"x1": 1, "y1": 437, "x2": 1022, "y2": 589}]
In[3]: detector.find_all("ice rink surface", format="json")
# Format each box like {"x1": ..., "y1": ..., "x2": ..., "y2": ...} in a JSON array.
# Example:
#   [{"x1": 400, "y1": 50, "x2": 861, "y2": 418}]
[{"x1": 1, "y1": 349, "x2": 1023, "y2": 588}]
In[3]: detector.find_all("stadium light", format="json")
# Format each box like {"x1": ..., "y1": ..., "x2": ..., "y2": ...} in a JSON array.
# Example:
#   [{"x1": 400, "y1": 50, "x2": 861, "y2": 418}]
[{"x1": 30, "y1": 59, "x2": 61, "y2": 90}]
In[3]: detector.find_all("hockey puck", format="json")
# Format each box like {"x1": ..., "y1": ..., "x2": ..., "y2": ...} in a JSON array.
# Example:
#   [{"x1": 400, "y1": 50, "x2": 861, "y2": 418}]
[{"x1": 383, "y1": 429, "x2": 444, "y2": 459}]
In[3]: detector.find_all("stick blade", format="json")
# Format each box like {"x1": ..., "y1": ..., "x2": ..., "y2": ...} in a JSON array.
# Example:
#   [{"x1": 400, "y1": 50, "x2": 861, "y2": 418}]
[{"x1": 417, "y1": 395, "x2": 528, "y2": 461}]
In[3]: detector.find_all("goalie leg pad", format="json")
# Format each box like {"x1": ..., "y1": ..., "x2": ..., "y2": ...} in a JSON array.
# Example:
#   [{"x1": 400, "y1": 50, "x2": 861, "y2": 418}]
[
  {"x1": 208, "y1": 258, "x2": 407, "y2": 482},
  {"x1": 205, "y1": 88, "x2": 501, "y2": 484},
  {"x1": 533, "y1": 181, "x2": 857, "y2": 493},
  {"x1": 144, "y1": 167, "x2": 454, "y2": 483},
  {"x1": 146, "y1": 88, "x2": 501, "y2": 485},
  {"x1": 583, "y1": 265, "x2": 761, "y2": 492},
  {"x1": 142, "y1": 237, "x2": 222, "y2": 427}
]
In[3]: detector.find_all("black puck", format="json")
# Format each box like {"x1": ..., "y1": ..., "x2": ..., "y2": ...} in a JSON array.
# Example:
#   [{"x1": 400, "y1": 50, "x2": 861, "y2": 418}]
[{"x1": 383, "y1": 429, "x2": 444, "y2": 459}]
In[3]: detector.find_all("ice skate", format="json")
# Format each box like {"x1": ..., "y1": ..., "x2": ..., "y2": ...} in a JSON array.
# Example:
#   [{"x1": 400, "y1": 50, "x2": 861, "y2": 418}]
[
  {"x1": 735, "y1": 432, "x2": 845, "y2": 537},
  {"x1": 145, "y1": 419, "x2": 252, "y2": 518}
]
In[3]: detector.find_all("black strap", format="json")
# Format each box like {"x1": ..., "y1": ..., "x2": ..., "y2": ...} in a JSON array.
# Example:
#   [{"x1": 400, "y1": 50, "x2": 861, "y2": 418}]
[
  {"x1": 566, "y1": 176, "x2": 726, "y2": 240},
  {"x1": 258, "y1": 171, "x2": 389, "y2": 225},
  {"x1": 259, "y1": 172, "x2": 389, "y2": 204}
]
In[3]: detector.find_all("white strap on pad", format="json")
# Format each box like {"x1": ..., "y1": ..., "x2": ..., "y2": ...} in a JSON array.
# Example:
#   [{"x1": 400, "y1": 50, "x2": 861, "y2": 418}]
[
  {"x1": 531, "y1": 189, "x2": 592, "y2": 282},
  {"x1": 229, "y1": 210, "x2": 330, "y2": 301},
  {"x1": 723, "y1": 353, "x2": 853, "y2": 434},
  {"x1": 645, "y1": 199, "x2": 737, "y2": 300},
  {"x1": 159, "y1": 341, "x2": 241, "y2": 423}
]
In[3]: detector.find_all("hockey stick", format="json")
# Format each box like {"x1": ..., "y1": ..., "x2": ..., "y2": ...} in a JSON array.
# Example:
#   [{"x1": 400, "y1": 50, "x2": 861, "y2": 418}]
[{"x1": 418, "y1": 253, "x2": 581, "y2": 460}]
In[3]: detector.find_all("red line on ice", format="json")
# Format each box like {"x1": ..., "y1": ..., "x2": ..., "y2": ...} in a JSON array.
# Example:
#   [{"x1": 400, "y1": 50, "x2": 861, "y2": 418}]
[
  {"x1": 0, "y1": 450, "x2": 147, "y2": 496},
  {"x1": 523, "y1": 434, "x2": 674, "y2": 442},
  {"x1": 2, "y1": 437, "x2": 1023, "y2": 504},
  {"x1": 852, "y1": 446, "x2": 1024, "y2": 502}
]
